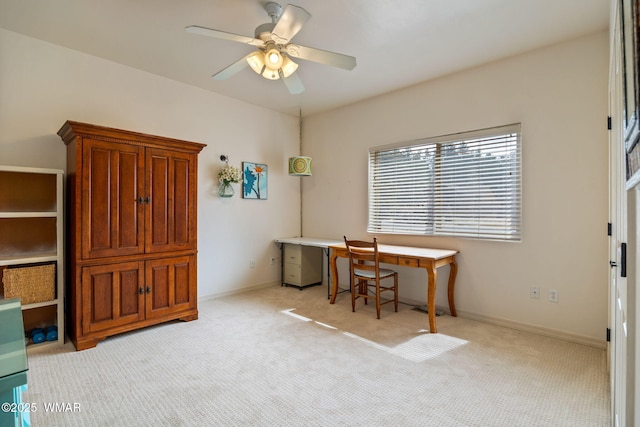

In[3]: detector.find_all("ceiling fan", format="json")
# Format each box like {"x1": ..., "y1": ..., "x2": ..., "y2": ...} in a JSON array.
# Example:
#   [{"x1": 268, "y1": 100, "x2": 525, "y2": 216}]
[{"x1": 185, "y1": 2, "x2": 356, "y2": 94}]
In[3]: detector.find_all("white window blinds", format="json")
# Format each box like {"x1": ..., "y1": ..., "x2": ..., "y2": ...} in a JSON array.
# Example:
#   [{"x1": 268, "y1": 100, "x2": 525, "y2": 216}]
[{"x1": 368, "y1": 124, "x2": 521, "y2": 241}]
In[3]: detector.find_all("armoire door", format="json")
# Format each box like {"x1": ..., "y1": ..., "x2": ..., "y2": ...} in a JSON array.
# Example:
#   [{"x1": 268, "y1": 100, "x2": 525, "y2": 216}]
[
  {"x1": 145, "y1": 256, "x2": 196, "y2": 320},
  {"x1": 81, "y1": 261, "x2": 145, "y2": 334},
  {"x1": 145, "y1": 148, "x2": 196, "y2": 253},
  {"x1": 81, "y1": 139, "x2": 145, "y2": 259}
]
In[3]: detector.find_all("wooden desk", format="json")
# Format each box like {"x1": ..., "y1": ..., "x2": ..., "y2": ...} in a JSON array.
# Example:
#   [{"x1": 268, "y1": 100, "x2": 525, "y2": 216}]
[{"x1": 329, "y1": 243, "x2": 459, "y2": 333}]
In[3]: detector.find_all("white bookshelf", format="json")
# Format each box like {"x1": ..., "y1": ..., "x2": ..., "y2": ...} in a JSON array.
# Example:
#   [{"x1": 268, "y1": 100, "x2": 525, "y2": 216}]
[{"x1": 0, "y1": 165, "x2": 64, "y2": 349}]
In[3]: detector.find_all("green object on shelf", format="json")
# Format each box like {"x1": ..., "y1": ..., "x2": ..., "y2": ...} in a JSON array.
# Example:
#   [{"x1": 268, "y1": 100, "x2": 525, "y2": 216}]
[
  {"x1": 0, "y1": 298, "x2": 29, "y2": 427},
  {"x1": 0, "y1": 298, "x2": 28, "y2": 378}
]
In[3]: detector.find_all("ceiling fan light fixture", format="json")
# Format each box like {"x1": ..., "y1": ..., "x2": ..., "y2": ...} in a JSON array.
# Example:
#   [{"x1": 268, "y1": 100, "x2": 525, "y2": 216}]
[
  {"x1": 264, "y1": 46, "x2": 283, "y2": 70},
  {"x1": 246, "y1": 51, "x2": 265, "y2": 74},
  {"x1": 280, "y1": 55, "x2": 298, "y2": 78},
  {"x1": 268, "y1": 51, "x2": 280, "y2": 63},
  {"x1": 262, "y1": 67, "x2": 280, "y2": 80}
]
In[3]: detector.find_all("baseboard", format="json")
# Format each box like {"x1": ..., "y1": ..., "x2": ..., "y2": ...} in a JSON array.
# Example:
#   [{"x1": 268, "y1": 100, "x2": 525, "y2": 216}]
[
  {"x1": 198, "y1": 280, "x2": 280, "y2": 302},
  {"x1": 453, "y1": 308, "x2": 606, "y2": 349},
  {"x1": 397, "y1": 296, "x2": 605, "y2": 349}
]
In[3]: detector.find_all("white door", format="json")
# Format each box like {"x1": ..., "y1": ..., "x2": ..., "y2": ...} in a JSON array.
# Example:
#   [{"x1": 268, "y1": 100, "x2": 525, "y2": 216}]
[{"x1": 609, "y1": 1, "x2": 630, "y2": 425}]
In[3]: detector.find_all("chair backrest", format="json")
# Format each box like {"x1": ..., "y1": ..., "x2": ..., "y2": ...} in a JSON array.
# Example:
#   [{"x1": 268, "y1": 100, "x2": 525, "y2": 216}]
[{"x1": 343, "y1": 236, "x2": 380, "y2": 275}]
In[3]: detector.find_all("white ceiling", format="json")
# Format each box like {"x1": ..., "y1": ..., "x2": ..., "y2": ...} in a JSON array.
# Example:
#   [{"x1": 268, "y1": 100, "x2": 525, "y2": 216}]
[{"x1": 0, "y1": 0, "x2": 609, "y2": 117}]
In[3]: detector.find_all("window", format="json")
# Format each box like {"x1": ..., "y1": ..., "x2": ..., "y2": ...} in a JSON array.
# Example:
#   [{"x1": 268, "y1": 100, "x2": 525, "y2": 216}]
[{"x1": 368, "y1": 124, "x2": 521, "y2": 241}]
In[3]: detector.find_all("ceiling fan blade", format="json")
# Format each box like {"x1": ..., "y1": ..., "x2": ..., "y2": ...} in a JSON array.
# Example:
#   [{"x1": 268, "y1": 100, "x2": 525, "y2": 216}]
[
  {"x1": 185, "y1": 25, "x2": 264, "y2": 47},
  {"x1": 282, "y1": 71, "x2": 305, "y2": 95},
  {"x1": 271, "y1": 5, "x2": 311, "y2": 44},
  {"x1": 286, "y1": 44, "x2": 356, "y2": 70},
  {"x1": 212, "y1": 54, "x2": 252, "y2": 80}
]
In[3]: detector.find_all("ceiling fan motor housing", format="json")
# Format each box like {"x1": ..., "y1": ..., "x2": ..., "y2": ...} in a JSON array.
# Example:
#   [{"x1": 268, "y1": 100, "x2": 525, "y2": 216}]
[
  {"x1": 254, "y1": 22, "x2": 277, "y2": 42},
  {"x1": 256, "y1": 2, "x2": 283, "y2": 42}
]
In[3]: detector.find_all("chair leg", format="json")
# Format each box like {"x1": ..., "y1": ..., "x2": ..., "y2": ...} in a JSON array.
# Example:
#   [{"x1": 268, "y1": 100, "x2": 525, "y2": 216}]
[
  {"x1": 351, "y1": 275, "x2": 356, "y2": 313},
  {"x1": 375, "y1": 280, "x2": 381, "y2": 319},
  {"x1": 394, "y1": 273, "x2": 398, "y2": 312},
  {"x1": 362, "y1": 279, "x2": 368, "y2": 305}
]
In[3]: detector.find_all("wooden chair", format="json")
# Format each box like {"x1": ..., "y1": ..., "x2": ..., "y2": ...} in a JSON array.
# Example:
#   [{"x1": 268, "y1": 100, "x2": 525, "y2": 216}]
[{"x1": 343, "y1": 236, "x2": 398, "y2": 319}]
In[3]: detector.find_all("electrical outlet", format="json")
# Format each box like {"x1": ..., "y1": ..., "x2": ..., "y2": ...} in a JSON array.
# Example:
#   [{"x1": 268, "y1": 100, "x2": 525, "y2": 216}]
[
  {"x1": 548, "y1": 289, "x2": 559, "y2": 303},
  {"x1": 530, "y1": 287, "x2": 540, "y2": 299},
  {"x1": 249, "y1": 259, "x2": 255, "y2": 269}
]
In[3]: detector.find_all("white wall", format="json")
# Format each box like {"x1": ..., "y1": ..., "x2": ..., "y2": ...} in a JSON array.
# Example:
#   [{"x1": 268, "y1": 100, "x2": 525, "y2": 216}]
[
  {"x1": 0, "y1": 27, "x2": 610, "y2": 345},
  {"x1": 0, "y1": 28, "x2": 301, "y2": 298},
  {"x1": 302, "y1": 32, "x2": 609, "y2": 346}
]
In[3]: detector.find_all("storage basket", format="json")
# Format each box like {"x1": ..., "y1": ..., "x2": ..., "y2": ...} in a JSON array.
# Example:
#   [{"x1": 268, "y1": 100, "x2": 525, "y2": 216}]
[{"x1": 3, "y1": 264, "x2": 55, "y2": 305}]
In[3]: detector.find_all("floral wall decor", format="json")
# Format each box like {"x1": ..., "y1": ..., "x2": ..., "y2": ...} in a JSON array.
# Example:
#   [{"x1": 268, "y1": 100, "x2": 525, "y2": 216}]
[
  {"x1": 218, "y1": 155, "x2": 241, "y2": 198},
  {"x1": 242, "y1": 162, "x2": 268, "y2": 200}
]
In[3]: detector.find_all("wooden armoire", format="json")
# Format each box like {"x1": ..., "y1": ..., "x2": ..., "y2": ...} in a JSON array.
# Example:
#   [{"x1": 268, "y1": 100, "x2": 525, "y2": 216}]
[{"x1": 57, "y1": 121, "x2": 206, "y2": 350}]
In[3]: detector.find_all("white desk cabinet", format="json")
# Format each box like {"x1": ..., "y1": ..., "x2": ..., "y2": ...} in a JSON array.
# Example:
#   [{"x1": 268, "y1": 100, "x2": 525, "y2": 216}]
[
  {"x1": 275, "y1": 237, "x2": 343, "y2": 296},
  {"x1": 283, "y1": 244, "x2": 323, "y2": 289}
]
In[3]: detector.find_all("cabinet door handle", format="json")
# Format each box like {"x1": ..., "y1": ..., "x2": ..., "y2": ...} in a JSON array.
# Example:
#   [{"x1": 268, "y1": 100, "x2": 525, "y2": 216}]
[
  {"x1": 144, "y1": 197, "x2": 151, "y2": 204},
  {"x1": 138, "y1": 196, "x2": 145, "y2": 204},
  {"x1": 146, "y1": 286, "x2": 151, "y2": 294},
  {"x1": 139, "y1": 287, "x2": 144, "y2": 295}
]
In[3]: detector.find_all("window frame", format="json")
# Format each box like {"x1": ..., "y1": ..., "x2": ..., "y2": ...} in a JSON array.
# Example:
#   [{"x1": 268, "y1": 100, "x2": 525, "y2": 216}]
[{"x1": 367, "y1": 123, "x2": 522, "y2": 242}]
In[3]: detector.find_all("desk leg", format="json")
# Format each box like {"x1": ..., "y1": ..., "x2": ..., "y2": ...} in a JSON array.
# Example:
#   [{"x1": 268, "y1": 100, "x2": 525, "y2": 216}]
[
  {"x1": 329, "y1": 251, "x2": 339, "y2": 304},
  {"x1": 279, "y1": 243, "x2": 284, "y2": 286},
  {"x1": 427, "y1": 266, "x2": 437, "y2": 333},
  {"x1": 448, "y1": 259, "x2": 458, "y2": 317},
  {"x1": 324, "y1": 248, "x2": 331, "y2": 299}
]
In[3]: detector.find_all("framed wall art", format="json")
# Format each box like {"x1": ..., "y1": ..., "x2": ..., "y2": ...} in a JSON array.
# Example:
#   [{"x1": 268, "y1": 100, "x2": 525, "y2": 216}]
[{"x1": 242, "y1": 162, "x2": 268, "y2": 200}]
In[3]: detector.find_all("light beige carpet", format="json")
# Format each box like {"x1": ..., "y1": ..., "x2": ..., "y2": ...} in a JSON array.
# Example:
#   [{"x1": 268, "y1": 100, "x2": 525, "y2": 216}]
[{"x1": 23, "y1": 284, "x2": 610, "y2": 426}]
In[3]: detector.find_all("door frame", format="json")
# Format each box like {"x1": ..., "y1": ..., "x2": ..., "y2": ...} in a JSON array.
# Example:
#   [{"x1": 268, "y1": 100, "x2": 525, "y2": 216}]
[{"x1": 610, "y1": 1, "x2": 633, "y2": 425}]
